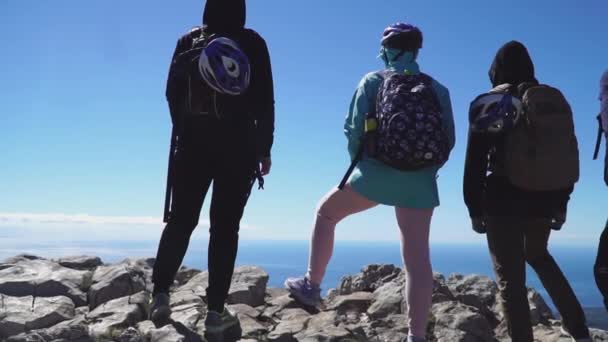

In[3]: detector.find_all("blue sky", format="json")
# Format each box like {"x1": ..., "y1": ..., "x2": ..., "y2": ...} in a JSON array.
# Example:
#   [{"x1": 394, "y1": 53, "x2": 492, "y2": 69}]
[{"x1": 0, "y1": 0, "x2": 607, "y2": 246}]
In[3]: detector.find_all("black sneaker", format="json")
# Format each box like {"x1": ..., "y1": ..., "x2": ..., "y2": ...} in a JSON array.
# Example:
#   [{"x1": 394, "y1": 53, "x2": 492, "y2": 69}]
[
  {"x1": 149, "y1": 292, "x2": 172, "y2": 325},
  {"x1": 204, "y1": 307, "x2": 242, "y2": 342},
  {"x1": 560, "y1": 326, "x2": 593, "y2": 342}
]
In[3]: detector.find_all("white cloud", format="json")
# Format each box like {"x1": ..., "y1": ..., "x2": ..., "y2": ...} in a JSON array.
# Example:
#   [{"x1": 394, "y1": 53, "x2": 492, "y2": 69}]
[{"x1": 0, "y1": 212, "x2": 163, "y2": 226}]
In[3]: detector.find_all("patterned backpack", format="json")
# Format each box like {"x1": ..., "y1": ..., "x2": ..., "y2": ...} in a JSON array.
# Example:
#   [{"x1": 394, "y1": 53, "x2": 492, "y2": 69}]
[{"x1": 372, "y1": 71, "x2": 449, "y2": 171}]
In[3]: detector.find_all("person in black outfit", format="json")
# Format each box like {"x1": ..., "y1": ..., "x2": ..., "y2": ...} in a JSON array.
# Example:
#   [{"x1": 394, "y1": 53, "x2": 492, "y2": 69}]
[
  {"x1": 150, "y1": 0, "x2": 274, "y2": 339},
  {"x1": 463, "y1": 41, "x2": 590, "y2": 342},
  {"x1": 595, "y1": 70, "x2": 608, "y2": 312}
]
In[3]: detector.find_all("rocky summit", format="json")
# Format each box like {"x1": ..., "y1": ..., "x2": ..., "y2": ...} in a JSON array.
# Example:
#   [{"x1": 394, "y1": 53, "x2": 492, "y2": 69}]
[{"x1": 0, "y1": 255, "x2": 606, "y2": 342}]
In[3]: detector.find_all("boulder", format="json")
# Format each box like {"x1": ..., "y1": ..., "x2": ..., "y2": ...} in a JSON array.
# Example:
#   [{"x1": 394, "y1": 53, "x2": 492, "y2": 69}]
[
  {"x1": 6, "y1": 316, "x2": 90, "y2": 342},
  {"x1": 0, "y1": 259, "x2": 90, "y2": 306},
  {"x1": 431, "y1": 301, "x2": 495, "y2": 342},
  {"x1": 87, "y1": 292, "x2": 148, "y2": 339},
  {"x1": 175, "y1": 271, "x2": 209, "y2": 298},
  {"x1": 227, "y1": 266, "x2": 269, "y2": 307},
  {"x1": 528, "y1": 288, "x2": 554, "y2": 325},
  {"x1": 175, "y1": 266, "x2": 201, "y2": 286},
  {"x1": 327, "y1": 291, "x2": 374, "y2": 315},
  {"x1": 57, "y1": 256, "x2": 103, "y2": 270},
  {"x1": 446, "y1": 274, "x2": 500, "y2": 326},
  {"x1": 294, "y1": 311, "x2": 357, "y2": 341},
  {"x1": 88, "y1": 261, "x2": 148, "y2": 309},
  {"x1": 367, "y1": 278, "x2": 405, "y2": 319},
  {"x1": 338, "y1": 264, "x2": 401, "y2": 295},
  {"x1": 229, "y1": 304, "x2": 267, "y2": 339},
  {"x1": 0, "y1": 295, "x2": 75, "y2": 338},
  {"x1": 267, "y1": 308, "x2": 310, "y2": 342}
]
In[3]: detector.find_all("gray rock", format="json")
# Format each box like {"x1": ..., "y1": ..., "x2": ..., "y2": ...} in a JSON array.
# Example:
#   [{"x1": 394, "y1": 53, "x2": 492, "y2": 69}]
[
  {"x1": 170, "y1": 291, "x2": 204, "y2": 308},
  {"x1": 136, "y1": 320, "x2": 156, "y2": 339},
  {"x1": 591, "y1": 328, "x2": 608, "y2": 341},
  {"x1": 2, "y1": 255, "x2": 44, "y2": 264},
  {"x1": 262, "y1": 294, "x2": 304, "y2": 319},
  {"x1": 7, "y1": 316, "x2": 91, "y2": 342},
  {"x1": 446, "y1": 274, "x2": 501, "y2": 327},
  {"x1": 149, "y1": 324, "x2": 185, "y2": 342},
  {"x1": 338, "y1": 264, "x2": 401, "y2": 295},
  {"x1": 226, "y1": 266, "x2": 269, "y2": 307},
  {"x1": 527, "y1": 288, "x2": 554, "y2": 325},
  {"x1": 175, "y1": 271, "x2": 209, "y2": 298},
  {"x1": 447, "y1": 274, "x2": 498, "y2": 309},
  {"x1": 431, "y1": 301, "x2": 495, "y2": 341},
  {"x1": 87, "y1": 292, "x2": 148, "y2": 339},
  {"x1": 230, "y1": 304, "x2": 267, "y2": 339},
  {"x1": 0, "y1": 295, "x2": 75, "y2": 338},
  {"x1": 119, "y1": 326, "x2": 144, "y2": 342},
  {"x1": 367, "y1": 279, "x2": 405, "y2": 319},
  {"x1": 327, "y1": 291, "x2": 374, "y2": 315},
  {"x1": 0, "y1": 257, "x2": 606, "y2": 342},
  {"x1": 0, "y1": 259, "x2": 90, "y2": 306},
  {"x1": 365, "y1": 314, "x2": 408, "y2": 342},
  {"x1": 267, "y1": 308, "x2": 310, "y2": 342},
  {"x1": 88, "y1": 261, "x2": 148, "y2": 309},
  {"x1": 294, "y1": 311, "x2": 356, "y2": 341},
  {"x1": 432, "y1": 273, "x2": 455, "y2": 304},
  {"x1": 57, "y1": 256, "x2": 103, "y2": 270},
  {"x1": 170, "y1": 301, "x2": 204, "y2": 330},
  {"x1": 266, "y1": 287, "x2": 289, "y2": 300},
  {"x1": 175, "y1": 266, "x2": 201, "y2": 286}
]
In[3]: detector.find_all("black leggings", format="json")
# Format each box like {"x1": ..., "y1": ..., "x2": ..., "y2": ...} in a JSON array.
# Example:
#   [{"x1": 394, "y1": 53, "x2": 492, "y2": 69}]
[
  {"x1": 595, "y1": 219, "x2": 608, "y2": 311},
  {"x1": 152, "y1": 122, "x2": 256, "y2": 312}
]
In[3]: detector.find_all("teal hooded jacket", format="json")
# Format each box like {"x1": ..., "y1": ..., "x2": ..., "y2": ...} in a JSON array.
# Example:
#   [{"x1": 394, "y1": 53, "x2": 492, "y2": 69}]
[{"x1": 344, "y1": 48, "x2": 455, "y2": 208}]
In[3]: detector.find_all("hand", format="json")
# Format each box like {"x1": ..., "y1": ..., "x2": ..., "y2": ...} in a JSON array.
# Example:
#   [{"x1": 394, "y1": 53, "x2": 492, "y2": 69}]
[
  {"x1": 472, "y1": 217, "x2": 487, "y2": 234},
  {"x1": 549, "y1": 211, "x2": 566, "y2": 231},
  {"x1": 259, "y1": 157, "x2": 272, "y2": 176}
]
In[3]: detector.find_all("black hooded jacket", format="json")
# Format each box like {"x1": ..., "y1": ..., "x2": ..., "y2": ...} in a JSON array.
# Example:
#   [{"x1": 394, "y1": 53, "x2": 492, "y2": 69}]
[
  {"x1": 165, "y1": 0, "x2": 275, "y2": 158},
  {"x1": 463, "y1": 41, "x2": 572, "y2": 219}
]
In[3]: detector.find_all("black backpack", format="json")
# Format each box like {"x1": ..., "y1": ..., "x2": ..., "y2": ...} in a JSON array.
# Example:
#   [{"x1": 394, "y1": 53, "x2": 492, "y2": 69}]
[
  {"x1": 372, "y1": 71, "x2": 449, "y2": 171},
  {"x1": 170, "y1": 27, "x2": 249, "y2": 120}
]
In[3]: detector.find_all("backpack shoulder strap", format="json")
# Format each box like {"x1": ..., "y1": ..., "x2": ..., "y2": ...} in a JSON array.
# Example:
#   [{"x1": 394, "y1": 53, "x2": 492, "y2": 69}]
[
  {"x1": 418, "y1": 72, "x2": 435, "y2": 85},
  {"x1": 595, "y1": 114, "x2": 605, "y2": 160}
]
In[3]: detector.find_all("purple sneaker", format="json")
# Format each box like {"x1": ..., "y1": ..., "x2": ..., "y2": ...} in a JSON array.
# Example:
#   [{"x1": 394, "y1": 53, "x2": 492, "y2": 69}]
[{"x1": 285, "y1": 276, "x2": 322, "y2": 307}]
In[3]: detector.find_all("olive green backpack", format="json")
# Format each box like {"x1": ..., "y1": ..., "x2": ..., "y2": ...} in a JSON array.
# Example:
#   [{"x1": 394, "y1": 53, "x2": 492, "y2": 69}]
[{"x1": 503, "y1": 84, "x2": 580, "y2": 191}]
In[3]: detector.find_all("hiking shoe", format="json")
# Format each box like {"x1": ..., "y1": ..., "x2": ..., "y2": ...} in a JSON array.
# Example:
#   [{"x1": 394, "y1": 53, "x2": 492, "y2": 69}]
[
  {"x1": 204, "y1": 307, "x2": 242, "y2": 342},
  {"x1": 285, "y1": 276, "x2": 322, "y2": 307},
  {"x1": 149, "y1": 292, "x2": 172, "y2": 325},
  {"x1": 560, "y1": 326, "x2": 593, "y2": 341}
]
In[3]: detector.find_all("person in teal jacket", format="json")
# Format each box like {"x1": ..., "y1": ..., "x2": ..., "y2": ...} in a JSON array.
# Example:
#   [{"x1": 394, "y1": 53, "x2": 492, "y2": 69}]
[{"x1": 286, "y1": 23, "x2": 454, "y2": 342}]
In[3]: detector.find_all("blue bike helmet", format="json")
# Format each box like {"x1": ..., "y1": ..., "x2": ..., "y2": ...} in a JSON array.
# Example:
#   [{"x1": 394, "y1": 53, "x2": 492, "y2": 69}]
[
  {"x1": 381, "y1": 23, "x2": 423, "y2": 50},
  {"x1": 469, "y1": 93, "x2": 522, "y2": 133},
  {"x1": 198, "y1": 37, "x2": 250, "y2": 95}
]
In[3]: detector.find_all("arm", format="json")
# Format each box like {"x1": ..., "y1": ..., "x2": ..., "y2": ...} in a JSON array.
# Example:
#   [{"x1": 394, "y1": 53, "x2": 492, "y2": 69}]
[
  {"x1": 165, "y1": 30, "x2": 196, "y2": 128},
  {"x1": 463, "y1": 130, "x2": 492, "y2": 219},
  {"x1": 249, "y1": 35, "x2": 275, "y2": 159},
  {"x1": 433, "y1": 82, "x2": 456, "y2": 150},
  {"x1": 344, "y1": 74, "x2": 377, "y2": 160}
]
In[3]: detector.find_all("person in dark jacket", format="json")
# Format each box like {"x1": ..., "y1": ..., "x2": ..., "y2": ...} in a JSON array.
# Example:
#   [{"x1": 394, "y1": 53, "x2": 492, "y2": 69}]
[
  {"x1": 150, "y1": 0, "x2": 274, "y2": 340},
  {"x1": 463, "y1": 41, "x2": 591, "y2": 342},
  {"x1": 595, "y1": 70, "x2": 608, "y2": 312}
]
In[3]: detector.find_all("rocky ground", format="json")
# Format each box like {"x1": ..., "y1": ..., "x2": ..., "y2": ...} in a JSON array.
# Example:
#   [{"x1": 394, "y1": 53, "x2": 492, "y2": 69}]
[{"x1": 0, "y1": 254, "x2": 606, "y2": 341}]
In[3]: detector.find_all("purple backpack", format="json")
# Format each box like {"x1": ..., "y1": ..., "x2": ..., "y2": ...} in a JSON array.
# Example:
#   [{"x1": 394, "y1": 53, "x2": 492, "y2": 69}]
[{"x1": 372, "y1": 71, "x2": 449, "y2": 171}]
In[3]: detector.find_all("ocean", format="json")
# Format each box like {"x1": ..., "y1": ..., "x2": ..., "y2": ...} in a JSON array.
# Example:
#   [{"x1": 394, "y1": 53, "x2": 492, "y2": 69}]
[{"x1": 2, "y1": 240, "x2": 607, "y2": 329}]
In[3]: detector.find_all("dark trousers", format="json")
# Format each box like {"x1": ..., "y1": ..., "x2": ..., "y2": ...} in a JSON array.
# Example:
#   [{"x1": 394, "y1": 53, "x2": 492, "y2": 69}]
[
  {"x1": 595, "y1": 219, "x2": 608, "y2": 311},
  {"x1": 152, "y1": 119, "x2": 256, "y2": 312},
  {"x1": 486, "y1": 217, "x2": 589, "y2": 342}
]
